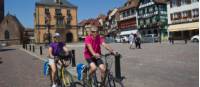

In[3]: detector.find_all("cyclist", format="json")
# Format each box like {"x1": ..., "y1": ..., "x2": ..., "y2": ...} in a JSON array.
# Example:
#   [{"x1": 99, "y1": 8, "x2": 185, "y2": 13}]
[
  {"x1": 84, "y1": 26, "x2": 115, "y2": 81},
  {"x1": 48, "y1": 33, "x2": 69, "y2": 87}
]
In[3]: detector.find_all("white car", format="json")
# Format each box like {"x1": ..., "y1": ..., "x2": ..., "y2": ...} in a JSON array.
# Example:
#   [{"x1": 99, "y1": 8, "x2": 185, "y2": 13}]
[
  {"x1": 191, "y1": 35, "x2": 199, "y2": 42},
  {"x1": 115, "y1": 36, "x2": 129, "y2": 43},
  {"x1": 121, "y1": 36, "x2": 129, "y2": 43}
]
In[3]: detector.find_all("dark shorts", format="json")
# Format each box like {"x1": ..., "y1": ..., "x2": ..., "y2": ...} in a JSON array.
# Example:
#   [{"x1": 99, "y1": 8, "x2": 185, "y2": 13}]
[{"x1": 86, "y1": 58, "x2": 104, "y2": 67}]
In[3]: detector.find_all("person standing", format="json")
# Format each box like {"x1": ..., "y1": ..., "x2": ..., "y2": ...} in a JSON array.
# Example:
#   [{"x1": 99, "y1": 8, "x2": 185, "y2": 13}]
[
  {"x1": 128, "y1": 33, "x2": 134, "y2": 49},
  {"x1": 134, "y1": 34, "x2": 141, "y2": 49}
]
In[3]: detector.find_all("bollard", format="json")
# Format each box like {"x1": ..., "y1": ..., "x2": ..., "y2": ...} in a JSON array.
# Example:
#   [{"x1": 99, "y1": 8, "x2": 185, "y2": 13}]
[
  {"x1": 25, "y1": 44, "x2": 27, "y2": 50},
  {"x1": 33, "y1": 45, "x2": 35, "y2": 52},
  {"x1": 40, "y1": 46, "x2": 43, "y2": 55},
  {"x1": 23, "y1": 43, "x2": 25, "y2": 49},
  {"x1": 115, "y1": 52, "x2": 122, "y2": 79},
  {"x1": 29, "y1": 45, "x2": 31, "y2": 51},
  {"x1": 71, "y1": 50, "x2": 76, "y2": 67}
]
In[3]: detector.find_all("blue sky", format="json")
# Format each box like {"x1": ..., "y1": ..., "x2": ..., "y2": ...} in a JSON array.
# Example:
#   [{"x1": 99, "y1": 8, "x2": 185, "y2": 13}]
[{"x1": 5, "y1": 0, "x2": 126, "y2": 28}]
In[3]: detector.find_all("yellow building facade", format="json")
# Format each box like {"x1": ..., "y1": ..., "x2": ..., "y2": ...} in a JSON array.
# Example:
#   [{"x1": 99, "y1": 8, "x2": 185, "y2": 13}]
[{"x1": 34, "y1": 0, "x2": 78, "y2": 43}]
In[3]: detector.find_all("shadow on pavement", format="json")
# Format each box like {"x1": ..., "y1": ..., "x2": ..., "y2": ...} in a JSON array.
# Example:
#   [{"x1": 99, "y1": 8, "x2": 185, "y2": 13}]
[{"x1": 0, "y1": 48, "x2": 16, "y2": 52}]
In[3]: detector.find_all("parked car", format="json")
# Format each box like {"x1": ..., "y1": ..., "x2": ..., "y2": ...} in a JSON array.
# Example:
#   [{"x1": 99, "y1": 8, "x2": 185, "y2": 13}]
[
  {"x1": 115, "y1": 36, "x2": 129, "y2": 43},
  {"x1": 121, "y1": 36, "x2": 129, "y2": 43},
  {"x1": 115, "y1": 37, "x2": 121, "y2": 43},
  {"x1": 191, "y1": 35, "x2": 199, "y2": 42},
  {"x1": 142, "y1": 34, "x2": 159, "y2": 43}
]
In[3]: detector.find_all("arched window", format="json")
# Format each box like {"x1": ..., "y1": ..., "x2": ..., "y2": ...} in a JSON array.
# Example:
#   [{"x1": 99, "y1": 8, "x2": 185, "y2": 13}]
[{"x1": 4, "y1": 30, "x2": 10, "y2": 40}]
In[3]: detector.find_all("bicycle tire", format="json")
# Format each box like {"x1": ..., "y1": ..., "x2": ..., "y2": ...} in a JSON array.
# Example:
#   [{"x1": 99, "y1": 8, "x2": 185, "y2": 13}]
[
  {"x1": 73, "y1": 81, "x2": 85, "y2": 87},
  {"x1": 105, "y1": 76, "x2": 124, "y2": 87},
  {"x1": 61, "y1": 67, "x2": 74, "y2": 87}
]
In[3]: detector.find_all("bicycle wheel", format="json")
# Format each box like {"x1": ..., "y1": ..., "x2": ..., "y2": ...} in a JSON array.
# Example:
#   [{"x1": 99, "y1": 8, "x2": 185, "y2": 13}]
[
  {"x1": 73, "y1": 81, "x2": 85, "y2": 87},
  {"x1": 105, "y1": 75, "x2": 124, "y2": 87},
  {"x1": 61, "y1": 67, "x2": 74, "y2": 87}
]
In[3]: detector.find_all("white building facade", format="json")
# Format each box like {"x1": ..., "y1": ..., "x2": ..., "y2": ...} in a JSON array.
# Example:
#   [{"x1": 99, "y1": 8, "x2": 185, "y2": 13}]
[{"x1": 167, "y1": 0, "x2": 199, "y2": 40}]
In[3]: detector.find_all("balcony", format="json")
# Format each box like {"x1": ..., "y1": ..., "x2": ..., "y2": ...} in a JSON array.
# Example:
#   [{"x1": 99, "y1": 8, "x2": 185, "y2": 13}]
[
  {"x1": 56, "y1": 24, "x2": 65, "y2": 28},
  {"x1": 120, "y1": 14, "x2": 136, "y2": 21},
  {"x1": 139, "y1": 2, "x2": 154, "y2": 8}
]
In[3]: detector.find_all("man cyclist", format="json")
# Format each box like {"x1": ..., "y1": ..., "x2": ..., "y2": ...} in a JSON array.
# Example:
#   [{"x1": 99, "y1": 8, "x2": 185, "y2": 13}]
[
  {"x1": 84, "y1": 26, "x2": 115, "y2": 81},
  {"x1": 48, "y1": 33, "x2": 69, "y2": 87}
]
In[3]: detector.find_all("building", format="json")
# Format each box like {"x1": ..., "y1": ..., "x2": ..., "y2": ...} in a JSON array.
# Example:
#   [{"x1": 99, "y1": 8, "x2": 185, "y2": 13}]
[
  {"x1": 167, "y1": 0, "x2": 199, "y2": 40},
  {"x1": 106, "y1": 8, "x2": 120, "y2": 36},
  {"x1": 0, "y1": 14, "x2": 25, "y2": 45},
  {"x1": 24, "y1": 28, "x2": 34, "y2": 44},
  {"x1": 137, "y1": 0, "x2": 168, "y2": 41},
  {"x1": 34, "y1": 0, "x2": 78, "y2": 44},
  {"x1": 118, "y1": 0, "x2": 139, "y2": 36},
  {"x1": 0, "y1": 0, "x2": 4, "y2": 23}
]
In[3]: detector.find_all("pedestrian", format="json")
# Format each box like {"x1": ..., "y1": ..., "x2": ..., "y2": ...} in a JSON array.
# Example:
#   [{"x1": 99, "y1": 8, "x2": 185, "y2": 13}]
[
  {"x1": 168, "y1": 36, "x2": 172, "y2": 44},
  {"x1": 184, "y1": 38, "x2": 187, "y2": 44},
  {"x1": 128, "y1": 33, "x2": 134, "y2": 49},
  {"x1": 134, "y1": 34, "x2": 141, "y2": 49}
]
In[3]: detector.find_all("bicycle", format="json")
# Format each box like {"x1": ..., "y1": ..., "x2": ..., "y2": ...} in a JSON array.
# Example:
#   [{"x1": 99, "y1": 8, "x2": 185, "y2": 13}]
[
  {"x1": 74, "y1": 53, "x2": 125, "y2": 87},
  {"x1": 47, "y1": 52, "x2": 76, "y2": 87}
]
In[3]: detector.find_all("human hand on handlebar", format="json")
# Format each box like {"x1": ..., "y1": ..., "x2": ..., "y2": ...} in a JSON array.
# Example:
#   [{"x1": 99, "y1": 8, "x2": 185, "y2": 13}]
[{"x1": 93, "y1": 53, "x2": 100, "y2": 59}]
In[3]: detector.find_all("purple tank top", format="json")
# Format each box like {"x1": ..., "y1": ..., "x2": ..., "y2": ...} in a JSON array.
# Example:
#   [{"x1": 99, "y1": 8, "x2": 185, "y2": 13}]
[{"x1": 50, "y1": 42, "x2": 65, "y2": 56}]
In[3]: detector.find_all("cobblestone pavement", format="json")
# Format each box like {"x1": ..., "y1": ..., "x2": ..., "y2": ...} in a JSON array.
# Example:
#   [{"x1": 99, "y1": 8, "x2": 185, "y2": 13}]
[
  {"x1": 0, "y1": 47, "x2": 50, "y2": 87},
  {"x1": 1, "y1": 41, "x2": 199, "y2": 87}
]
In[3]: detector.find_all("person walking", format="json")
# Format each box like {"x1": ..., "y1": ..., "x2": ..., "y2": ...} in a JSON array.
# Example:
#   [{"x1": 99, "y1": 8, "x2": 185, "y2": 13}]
[
  {"x1": 128, "y1": 33, "x2": 134, "y2": 49},
  {"x1": 134, "y1": 34, "x2": 141, "y2": 49}
]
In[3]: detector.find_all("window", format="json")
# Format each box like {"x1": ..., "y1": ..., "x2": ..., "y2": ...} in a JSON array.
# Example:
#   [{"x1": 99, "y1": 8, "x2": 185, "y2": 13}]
[
  {"x1": 192, "y1": 9, "x2": 199, "y2": 17},
  {"x1": 67, "y1": 9, "x2": 71, "y2": 14},
  {"x1": 4, "y1": 30, "x2": 10, "y2": 40},
  {"x1": 182, "y1": 11, "x2": 188, "y2": 18},
  {"x1": 45, "y1": 8, "x2": 49, "y2": 14},
  {"x1": 170, "y1": 14, "x2": 173, "y2": 20},
  {"x1": 171, "y1": 0, "x2": 177, "y2": 7},
  {"x1": 139, "y1": 10, "x2": 143, "y2": 15},
  {"x1": 192, "y1": 0, "x2": 199, "y2": 2},
  {"x1": 55, "y1": 0, "x2": 59, "y2": 3},
  {"x1": 177, "y1": 0, "x2": 181, "y2": 6},
  {"x1": 131, "y1": 9, "x2": 135, "y2": 15},
  {"x1": 56, "y1": 18, "x2": 64, "y2": 25},
  {"x1": 127, "y1": 10, "x2": 130, "y2": 16},
  {"x1": 149, "y1": 7, "x2": 153, "y2": 12},
  {"x1": 185, "y1": 0, "x2": 191, "y2": 4},
  {"x1": 55, "y1": 9, "x2": 61, "y2": 15}
]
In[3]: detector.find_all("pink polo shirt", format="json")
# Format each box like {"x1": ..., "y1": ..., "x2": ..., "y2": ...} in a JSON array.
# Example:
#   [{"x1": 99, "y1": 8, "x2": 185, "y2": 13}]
[{"x1": 84, "y1": 34, "x2": 104, "y2": 59}]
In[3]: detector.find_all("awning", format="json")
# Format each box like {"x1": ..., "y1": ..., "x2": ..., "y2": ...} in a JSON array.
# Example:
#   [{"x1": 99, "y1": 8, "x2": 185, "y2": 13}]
[
  {"x1": 168, "y1": 22, "x2": 199, "y2": 32},
  {"x1": 120, "y1": 30, "x2": 138, "y2": 36}
]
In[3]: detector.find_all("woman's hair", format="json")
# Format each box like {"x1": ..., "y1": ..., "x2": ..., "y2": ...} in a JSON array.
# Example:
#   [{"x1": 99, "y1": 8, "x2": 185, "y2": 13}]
[{"x1": 53, "y1": 37, "x2": 61, "y2": 42}]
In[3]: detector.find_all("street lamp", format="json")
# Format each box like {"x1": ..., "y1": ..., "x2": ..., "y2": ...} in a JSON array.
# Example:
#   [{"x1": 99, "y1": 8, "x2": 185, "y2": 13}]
[{"x1": 45, "y1": 13, "x2": 51, "y2": 44}]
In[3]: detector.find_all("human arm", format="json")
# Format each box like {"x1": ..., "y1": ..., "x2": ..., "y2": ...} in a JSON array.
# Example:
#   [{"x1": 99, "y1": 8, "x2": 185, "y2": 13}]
[
  {"x1": 48, "y1": 47, "x2": 54, "y2": 58},
  {"x1": 102, "y1": 42, "x2": 114, "y2": 54}
]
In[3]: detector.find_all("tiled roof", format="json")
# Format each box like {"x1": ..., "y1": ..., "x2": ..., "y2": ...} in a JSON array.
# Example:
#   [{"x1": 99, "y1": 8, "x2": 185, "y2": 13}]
[
  {"x1": 153, "y1": 0, "x2": 167, "y2": 4},
  {"x1": 36, "y1": 0, "x2": 77, "y2": 8},
  {"x1": 119, "y1": 0, "x2": 139, "y2": 12}
]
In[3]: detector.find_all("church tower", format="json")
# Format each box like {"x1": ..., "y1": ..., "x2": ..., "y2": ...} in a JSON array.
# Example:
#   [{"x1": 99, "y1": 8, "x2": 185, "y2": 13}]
[{"x1": 0, "y1": 0, "x2": 4, "y2": 23}]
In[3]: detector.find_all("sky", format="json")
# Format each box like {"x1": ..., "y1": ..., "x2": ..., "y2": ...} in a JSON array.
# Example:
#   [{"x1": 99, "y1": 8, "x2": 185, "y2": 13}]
[{"x1": 5, "y1": 0, "x2": 126, "y2": 28}]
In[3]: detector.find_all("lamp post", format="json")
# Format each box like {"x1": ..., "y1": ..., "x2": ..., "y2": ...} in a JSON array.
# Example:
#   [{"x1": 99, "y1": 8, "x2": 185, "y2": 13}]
[{"x1": 45, "y1": 13, "x2": 51, "y2": 44}]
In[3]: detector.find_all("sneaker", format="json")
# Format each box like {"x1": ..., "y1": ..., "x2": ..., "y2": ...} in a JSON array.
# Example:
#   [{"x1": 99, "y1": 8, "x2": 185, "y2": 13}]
[{"x1": 52, "y1": 84, "x2": 57, "y2": 87}]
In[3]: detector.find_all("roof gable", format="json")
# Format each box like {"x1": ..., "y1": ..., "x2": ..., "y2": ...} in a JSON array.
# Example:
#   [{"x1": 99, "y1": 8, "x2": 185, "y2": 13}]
[{"x1": 36, "y1": 0, "x2": 77, "y2": 8}]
